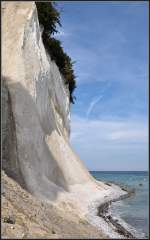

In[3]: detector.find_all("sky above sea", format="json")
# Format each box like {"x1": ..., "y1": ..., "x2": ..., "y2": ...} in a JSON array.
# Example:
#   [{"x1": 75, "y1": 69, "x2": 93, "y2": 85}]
[{"x1": 54, "y1": 1, "x2": 148, "y2": 171}]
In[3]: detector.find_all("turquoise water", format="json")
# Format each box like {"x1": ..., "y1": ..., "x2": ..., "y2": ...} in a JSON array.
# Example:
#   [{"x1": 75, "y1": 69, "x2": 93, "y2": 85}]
[{"x1": 90, "y1": 171, "x2": 149, "y2": 238}]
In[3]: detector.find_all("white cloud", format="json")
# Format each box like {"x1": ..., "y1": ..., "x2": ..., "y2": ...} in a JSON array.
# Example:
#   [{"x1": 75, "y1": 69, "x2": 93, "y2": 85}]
[
  {"x1": 108, "y1": 130, "x2": 147, "y2": 141},
  {"x1": 86, "y1": 95, "x2": 104, "y2": 117},
  {"x1": 70, "y1": 114, "x2": 148, "y2": 170},
  {"x1": 71, "y1": 114, "x2": 148, "y2": 143}
]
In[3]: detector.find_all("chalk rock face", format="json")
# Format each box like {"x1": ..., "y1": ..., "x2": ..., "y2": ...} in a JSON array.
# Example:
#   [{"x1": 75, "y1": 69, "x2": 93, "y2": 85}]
[{"x1": 2, "y1": 2, "x2": 93, "y2": 201}]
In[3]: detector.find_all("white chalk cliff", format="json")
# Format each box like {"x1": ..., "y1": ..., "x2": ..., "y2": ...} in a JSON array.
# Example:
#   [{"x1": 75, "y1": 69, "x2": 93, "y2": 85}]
[
  {"x1": 2, "y1": 1, "x2": 93, "y2": 196},
  {"x1": 2, "y1": 2, "x2": 128, "y2": 238}
]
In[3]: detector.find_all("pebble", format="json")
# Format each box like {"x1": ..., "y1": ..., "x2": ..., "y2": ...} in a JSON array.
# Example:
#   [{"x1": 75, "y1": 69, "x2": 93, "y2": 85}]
[{"x1": 4, "y1": 215, "x2": 15, "y2": 224}]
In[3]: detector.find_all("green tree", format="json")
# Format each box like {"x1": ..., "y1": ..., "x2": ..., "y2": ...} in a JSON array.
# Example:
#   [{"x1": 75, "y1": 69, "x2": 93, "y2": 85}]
[
  {"x1": 35, "y1": 2, "x2": 61, "y2": 35},
  {"x1": 35, "y1": 2, "x2": 76, "y2": 104}
]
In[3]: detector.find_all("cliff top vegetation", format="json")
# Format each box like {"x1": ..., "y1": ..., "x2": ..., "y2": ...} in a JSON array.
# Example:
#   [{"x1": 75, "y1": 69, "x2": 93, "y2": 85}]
[{"x1": 35, "y1": 2, "x2": 76, "y2": 104}]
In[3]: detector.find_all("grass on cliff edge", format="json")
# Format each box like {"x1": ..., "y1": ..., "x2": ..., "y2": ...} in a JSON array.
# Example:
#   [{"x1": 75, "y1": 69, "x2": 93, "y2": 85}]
[{"x1": 35, "y1": 2, "x2": 76, "y2": 104}]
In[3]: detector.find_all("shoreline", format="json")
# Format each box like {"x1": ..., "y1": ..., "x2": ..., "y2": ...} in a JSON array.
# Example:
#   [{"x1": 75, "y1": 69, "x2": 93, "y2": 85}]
[
  {"x1": 85, "y1": 180, "x2": 142, "y2": 239},
  {"x1": 97, "y1": 183, "x2": 136, "y2": 238}
]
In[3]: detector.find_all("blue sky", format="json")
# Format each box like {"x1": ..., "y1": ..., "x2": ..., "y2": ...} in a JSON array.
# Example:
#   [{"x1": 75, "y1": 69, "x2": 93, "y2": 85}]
[{"x1": 55, "y1": 1, "x2": 148, "y2": 171}]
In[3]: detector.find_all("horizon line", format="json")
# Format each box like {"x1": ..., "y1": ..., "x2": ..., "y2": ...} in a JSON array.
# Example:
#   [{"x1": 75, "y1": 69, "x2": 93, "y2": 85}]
[{"x1": 89, "y1": 170, "x2": 149, "y2": 172}]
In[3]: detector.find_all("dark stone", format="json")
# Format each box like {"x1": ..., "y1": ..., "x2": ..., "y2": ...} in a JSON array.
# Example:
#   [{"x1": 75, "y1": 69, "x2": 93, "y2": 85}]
[
  {"x1": 52, "y1": 229, "x2": 56, "y2": 234},
  {"x1": 3, "y1": 215, "x2": 15, "y2": 224},
  {"x1": 105, "y1": 215, "x2": 134, "y2": 238},
  {"x1": 139, "y1": 183, "x2": 143, "y2": 186},
  {"x1": 105, "y1": 182, "x2": 112, "y2": 186}
]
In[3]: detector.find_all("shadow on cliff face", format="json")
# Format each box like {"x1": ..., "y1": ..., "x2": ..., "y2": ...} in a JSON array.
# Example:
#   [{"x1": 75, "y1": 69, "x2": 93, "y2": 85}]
[
  {"x1": 2, "y1": 76, "x2": 26, "y2": 189},
  {"x1": 2, "y1": 76, "x2": 69, "y2": 201}
]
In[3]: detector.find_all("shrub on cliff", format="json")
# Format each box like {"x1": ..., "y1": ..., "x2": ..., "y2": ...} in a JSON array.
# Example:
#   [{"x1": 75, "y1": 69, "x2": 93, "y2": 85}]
[
  {"x1": 35, "y1": 2, "x2": 61, "y2": 35},
  {"x1": 35, "y1": 2, "x2": 76, "y2": 104}
]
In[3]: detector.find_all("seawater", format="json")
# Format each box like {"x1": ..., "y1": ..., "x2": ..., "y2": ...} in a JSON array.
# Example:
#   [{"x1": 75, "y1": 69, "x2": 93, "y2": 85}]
[{"x1": 90, "y1": 171, "x2": 149, "y2": 238}]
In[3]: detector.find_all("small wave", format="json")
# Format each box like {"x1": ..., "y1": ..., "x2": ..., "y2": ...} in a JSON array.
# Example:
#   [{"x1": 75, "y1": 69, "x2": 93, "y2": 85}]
[
  {"x1": 107, "y1": 206, "x2": 147, "y2": 239},
  {"x1": 111, "y1": 200, "x2": 125, "y2": 207}
]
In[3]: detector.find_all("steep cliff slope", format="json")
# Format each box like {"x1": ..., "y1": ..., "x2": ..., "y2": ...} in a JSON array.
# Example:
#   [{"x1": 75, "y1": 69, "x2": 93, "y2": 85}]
[{"x1": 2, "y1": 2, "x2": 93, "y2": 200}]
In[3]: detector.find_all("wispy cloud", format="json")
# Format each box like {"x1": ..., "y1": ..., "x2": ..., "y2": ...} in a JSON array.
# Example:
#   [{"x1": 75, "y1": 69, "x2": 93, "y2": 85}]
[
  {"x1": 71, "y1": 114, "x2": 148, "y2": 145},
  {"x1": 70, "y1": 114, "x2": 148, "y2": 171},
  {"x1": 108, "y1": 129, "x2": 147, "y2": 141},
  {"x1": 86, "y1": 95, "x2": 104, "y2": 117}
]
